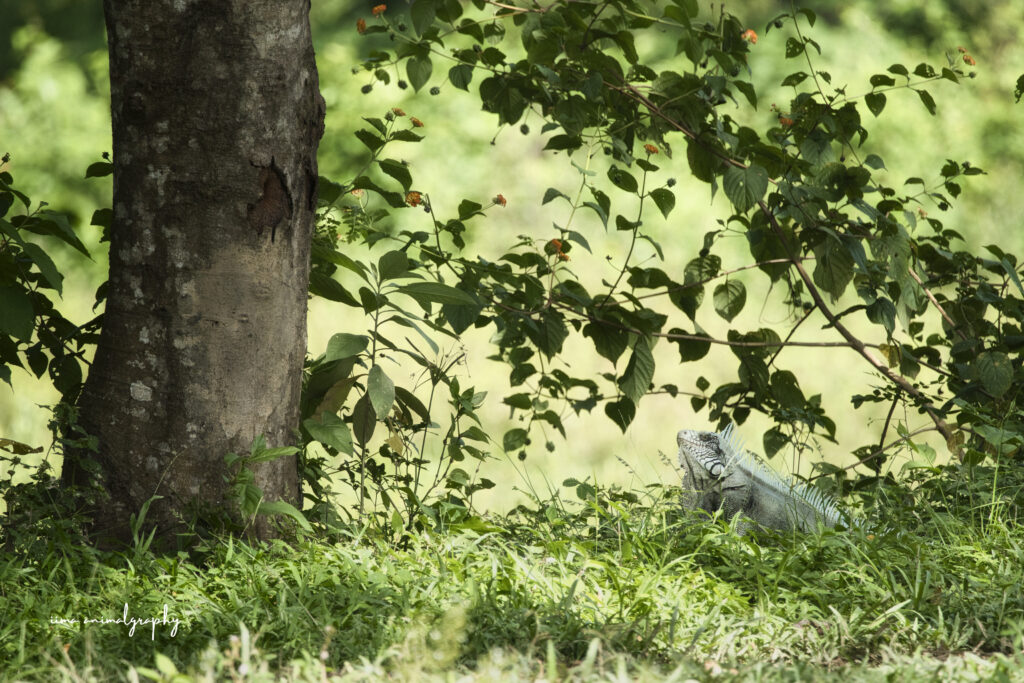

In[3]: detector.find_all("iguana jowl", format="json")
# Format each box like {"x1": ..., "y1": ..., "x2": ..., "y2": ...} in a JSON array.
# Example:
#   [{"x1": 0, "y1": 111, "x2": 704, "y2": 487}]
[{"x1": 677, "y1": 423, "x2": 846, "y2": 533}]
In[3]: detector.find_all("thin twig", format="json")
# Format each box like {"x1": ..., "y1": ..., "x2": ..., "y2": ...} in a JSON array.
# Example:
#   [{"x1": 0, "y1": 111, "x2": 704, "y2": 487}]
[{"x1": 760, "y1": 202, "x2": 954, "y2": 441}]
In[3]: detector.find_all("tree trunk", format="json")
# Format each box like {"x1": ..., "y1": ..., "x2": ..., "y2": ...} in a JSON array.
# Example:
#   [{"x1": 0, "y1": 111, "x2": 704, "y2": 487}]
[{"x1": 63, "y1": 0, "x2": 324, "y2": 544}]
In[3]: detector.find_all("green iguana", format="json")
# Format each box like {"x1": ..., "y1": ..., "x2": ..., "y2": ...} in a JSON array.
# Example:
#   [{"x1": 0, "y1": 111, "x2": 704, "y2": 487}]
[{"x1": 677, "y1": 422, "x2": 849, "y2": 533}]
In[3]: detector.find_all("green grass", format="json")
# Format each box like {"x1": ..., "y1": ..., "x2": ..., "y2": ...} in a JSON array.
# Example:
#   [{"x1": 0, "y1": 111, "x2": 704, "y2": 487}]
[{"x1": 3, "y1": 461, "x2": 1024, "y2": 681}]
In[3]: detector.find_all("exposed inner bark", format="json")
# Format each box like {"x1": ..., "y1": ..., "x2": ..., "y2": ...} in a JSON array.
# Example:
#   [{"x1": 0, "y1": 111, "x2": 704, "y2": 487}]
[{"x1": 63, "y1": 0, "x2": 325, "y2": 546}]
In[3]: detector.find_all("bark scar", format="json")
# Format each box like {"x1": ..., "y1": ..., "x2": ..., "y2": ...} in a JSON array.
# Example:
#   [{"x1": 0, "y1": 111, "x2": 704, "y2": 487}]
[{"x1": 247, "y1": 159, "x2": 292, "y2": 241}]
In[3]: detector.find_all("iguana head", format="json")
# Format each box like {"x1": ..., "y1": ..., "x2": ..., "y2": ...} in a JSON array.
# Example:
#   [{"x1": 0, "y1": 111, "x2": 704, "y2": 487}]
[{"x1": 677, "y1": 427, "x2": 728, "y2": 477}]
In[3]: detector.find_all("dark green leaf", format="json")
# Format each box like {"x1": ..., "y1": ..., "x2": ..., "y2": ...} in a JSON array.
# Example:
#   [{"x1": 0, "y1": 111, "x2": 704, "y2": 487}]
[
  {"x1": 407, "y1": 54, "x2": 433, "y2": 92},
  {"x1": 813, "y1": 240, "x2": 854, "y2": 300},
  {"x1": 864, "y1": 92, "x2": 886, "y2": 117},
  {"x1": 355, "y1": 130, "x2": 386, "y2": 152},
  {"x1": 916, "y1": 89, "x2": 937, "y2": 115},
  {"x1": 649, "y1": 188, "x2": 676, "y2": 218},
  {"x1": 607, "y1": 166, "x2": 638, "y2": 193},
  {"x1": 605, "y1": 397, "x2": 636, "y2": 432},
  {"x1": 21, "y1": 243, "x2": 63, "y2": 294},
  {"x1": 397, "y1": 281, "x2": 477, "y2": 306},
  {"x1": 303, "y1": 412, "x2": 354, "y2": 455},
  {"x1": 543, "y1": 187, "x2": 571, "y2": 205},
  {"x1": 503, "y1": 428, "x2": 528, "y2": 451},
  {"x1": 256, "y1": 500, "x2": 312, "y2": 532},
  {"x1": 309, "y1": 272, "x2": 360, "y2": 306},
  {"x1": 781, "y1": 72, "x2": 808, "y2": 87},
  {"x1": 713, "y1": 280, "x2": 746, "y2": 322},
  {"x1": 0, "y1": 285, "x2": 33, "y2": 341},
  {"x1": 733, "y1": 81, "x2": 757, "y2": 109},
  {"x1": 723, "y1": 164, "x2": 768, "y2": 213},
  {"x1": 378, "y1": 159, "x2": 412, "y2": 191},
  {"x1": 325, "y1": 333, "x2": 369, "y2": 361},
  {"x1": 368, "y1": 365, "x2": 396, "y2": 419},
  {"x1": 85, "y1": 161, "x2": 113, "y2": 178},
  {"x1": 618, "y1": 337, "x2": 655, "y2": 404},
  {"x1": 770, "y1": 370, "x2": 804, "y2": 409},
  {"x1": 378, "y1": 249, "x2": 409, "y2": 280},
  {"x1": 976, "y1": 351, "x2": 1012, "y2": 398},
  {"x1": 763, "y1": 427, "x2": 788, "y2": 458},
  {"x1": 410, "y1": 0, "x2": 436, "y2": 36},
  {"x1": 449, "y1": 64, "x2": 473, "y2": 90},
  {"x1": 687, "y1": 139, "x2": 721, "y2": 182},
  {"x1": 352, "y1": 393, "x2": 376, "y2": 445}
]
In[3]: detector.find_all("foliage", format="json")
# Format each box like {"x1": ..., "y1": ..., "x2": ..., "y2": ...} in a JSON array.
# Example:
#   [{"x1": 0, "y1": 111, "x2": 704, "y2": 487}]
[
  {"x1": 297, "y1": 0, "x2": 1024, "y2": 530},
  {"x1": 2, "y1": 463, "x2": 1024, "y2": 679}
]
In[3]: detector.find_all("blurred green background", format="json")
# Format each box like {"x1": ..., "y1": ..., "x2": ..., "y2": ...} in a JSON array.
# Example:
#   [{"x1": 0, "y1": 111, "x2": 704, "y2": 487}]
[{"x1": 1, "y1": 1, "x2": 1021, "y2": 510}]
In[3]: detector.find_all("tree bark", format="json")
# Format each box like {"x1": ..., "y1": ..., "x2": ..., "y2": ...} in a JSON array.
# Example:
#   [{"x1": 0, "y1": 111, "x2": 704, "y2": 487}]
[{"x1": 63, "y1": 0, "x2": 324, "y2": 543}]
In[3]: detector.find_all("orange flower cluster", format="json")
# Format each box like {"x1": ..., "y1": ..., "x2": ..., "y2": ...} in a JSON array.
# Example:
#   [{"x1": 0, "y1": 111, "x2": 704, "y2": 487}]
[
  {"x1": 741, "y1": 29, "x2": 757, "y2": 44},
  {"x1": 391, "y1": 107, "x2": 406, "y2": 116},
  {"x1": 406, "y1": 191, "x2": 423, "y2": 207},
  {"x1": 643, "y1": 143, "x2": 659, "y2": 155},
  {"x1": 372, "y1": 4, "x2": 387, "y2": 16},
  {"x1": 546, "y1": 238, "x2": 570, "y2": 261},
  {"x1": 356, "y1": 18, "x2": 366, "y2": 34},
  {"x1": 958, "y1": 46, "x2": 977, "y2": 66},
  {"x1": 494, "y1": 194, "x2": 507, "y2": 207},
  {"x1": 778, "y1": 116, "x2": 794, "y2": 127},
  {"x1": 410, "y1": 117, "x2": 424, "y2": 128}
]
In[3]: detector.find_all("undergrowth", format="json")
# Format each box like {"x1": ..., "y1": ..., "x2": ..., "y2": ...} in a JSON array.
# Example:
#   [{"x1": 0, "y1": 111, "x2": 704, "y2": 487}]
[{"x1": 2, "y1": 461, "x2": 1024, "y2": 681}]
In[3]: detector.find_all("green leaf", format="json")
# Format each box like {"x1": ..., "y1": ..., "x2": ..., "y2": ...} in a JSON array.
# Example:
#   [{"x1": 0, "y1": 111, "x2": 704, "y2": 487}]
[
  {"x1": 618, "y1": 337, "x2": 655, "y2": 405},
  {"x1": 397, "y1": 281, "x2": 477, "y2": 306},
  {"x1": 407, "y1": 54, "x2": 433, "y2": 92},
  {"x1": 378, "y1": 159, "x2": 412, "y2": 191},
  {"x1": 733, "y1": 80, "x2": 757, "y2": 109},
  {"x1": 352, "y1": 393, "x2": 376, "y2": 445},
  {"x1": 916, "y1": 89, "x2": 937, "y2": 115},
  {"x1": 378, "y1": 249, "x2": 409, "y2": 280},
  {"x1": 687, "y1": 139, "x2": 721, "y2": 183},
  {"x1": 368, "y1": 365, "x2": 396, "y2": 419},
  {"x1": 21, "y1": 242, "x2": 63, "y2": 294},
  {"x1": 607, "y1": 166, "x2": 638, "y2": 193},
  {"x1": 0, "y1": 285, "x2": 33, "y2": 341},
  {"x1": 869, "y1": 74, "x2": 895, "y2": 87},
  {"x1": 355, "y1": 130, "x2": 386, "y2": 152},
  {"x1": 649, "y1": 188, "x2": 676, "y2": 218},
  {"x1": 605, "y1": 397, "x2": 636, "y2": 432},
  {"x1": 770, "y1": 370, "x2": 805, "y2": 409},
  {"x1": 303, "y1": 412, "x2": 354, "y2": 455},
  {"x1": 669, "y1": 326, "x2": 711, "y2": 362},
  {"x1": 85, "y1": 161, "x2": 113, "y2": 178},
  {"x1": 1001, "y1": 258, "x2": 1024, "y2": 298},
  {"x1": 866, "y1": 298, "x2": 896, "y2": 335},
  {"x1": 325, "y1": 333, "x2": 369, "y2": 361},
  {"x1": 763, "y1": 427, "x2": 788, "y2": 458},
  {"x1": 35, "y1": 211, "x2": 89, "y2": 255},
  {"x1": 722, "y1": 164, "x2": 767, "y2": 213},
  {"x1": 503, "y1": 428, "x2": 528, "y2": 452},
  {"x1": 542, "y1": 187, "x2": 571, "y2": 205},
  {"x1": 781, "y1": 72, "x2": 808, "y2": 87},
  {"x1": 410, "y1": 0, "x2": 436, "y2": 36},
  {"x1": 257, "y1": 500, "x2": 312, "y2": 532},
  {"x1": 713, "y1": 280, "x2": 746, "y2": 322},
  {"x1": 813, "y1": 240, "x2": 854, "y2": 300},
  {"x1": 449, "y1": 64, "x2": 473, "y2": 90},
  {"x1": 309, "y1": 272, "x2": 360, "y2": 306},
  {"x1": 864, "y1": 92, "x2": 886, "y2": 117},
  {"x1": 976, "y1": 351, "x2": 1012, "y2": 398}
]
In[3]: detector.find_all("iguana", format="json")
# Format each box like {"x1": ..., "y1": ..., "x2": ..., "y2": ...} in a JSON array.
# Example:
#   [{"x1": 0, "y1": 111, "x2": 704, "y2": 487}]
[{"x1": 677, "y1": 422, "x2": 849, "y2": 533}]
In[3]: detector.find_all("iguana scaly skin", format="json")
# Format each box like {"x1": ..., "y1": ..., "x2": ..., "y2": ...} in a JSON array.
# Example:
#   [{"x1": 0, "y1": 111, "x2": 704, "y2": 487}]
[{"x1": 677, "y1": 423, "x2": 847, "y2": 533}]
